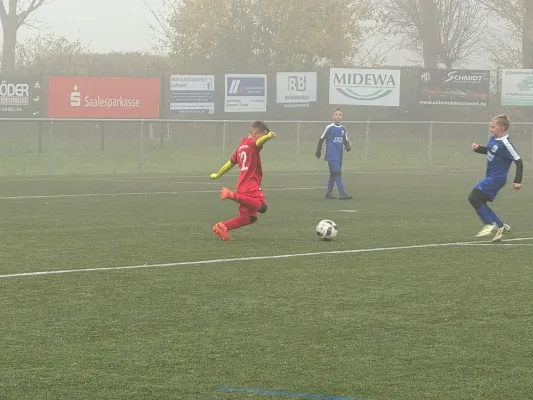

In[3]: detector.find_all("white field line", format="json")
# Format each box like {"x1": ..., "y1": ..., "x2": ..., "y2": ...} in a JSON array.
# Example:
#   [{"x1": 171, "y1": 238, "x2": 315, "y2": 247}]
[
  {"x1": 456, "y1": 243, "x2": 533, "y2": 246},
  {"x1": 0, "y1": 169, "x2": 481, "y2": 182},
  {"x1": 1, "y1": 236, "x2": 532, "y2": 279},
  {"x1": 0, "y1": 187, "x2": 323, "y2": 200},
  {"x1": 91, "y1": 170, "x2": 482, "y2": 180},
  {"x1": 95, "y1": 179, "x2": 162, "y2": 183},
  {"x1": 95, "y1": 180, "x2": 299, "y2": 187}
]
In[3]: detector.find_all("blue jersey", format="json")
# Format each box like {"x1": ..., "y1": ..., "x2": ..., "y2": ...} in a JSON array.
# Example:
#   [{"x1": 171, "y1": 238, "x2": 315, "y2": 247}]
[
  {"x1": 485, "y1": 135, "x2": 521, "y2": 181},
  {"x1": 320, "y1": 123, "x2": 347, "y2": 161}
]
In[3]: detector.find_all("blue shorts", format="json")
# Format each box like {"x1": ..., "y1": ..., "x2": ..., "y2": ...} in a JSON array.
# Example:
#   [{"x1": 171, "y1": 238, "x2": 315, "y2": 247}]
[
  {"x1": 474, "y1": 177, "x2": 505, "y2": 201},
  {"x1": 327, "y1": 160, "x2": 342, "y2": 172}
]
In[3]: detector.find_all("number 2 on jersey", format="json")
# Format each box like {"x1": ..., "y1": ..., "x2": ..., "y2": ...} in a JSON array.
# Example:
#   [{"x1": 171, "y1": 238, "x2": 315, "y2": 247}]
[{"x1": 239, "y1": 151, "x2": 248, "y2": 171}]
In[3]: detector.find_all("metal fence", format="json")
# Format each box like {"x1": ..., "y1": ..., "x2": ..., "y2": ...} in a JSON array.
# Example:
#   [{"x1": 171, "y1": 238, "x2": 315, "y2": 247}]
[{"x1": 0, "y1": 118, "x2": 531, "y2": 176}]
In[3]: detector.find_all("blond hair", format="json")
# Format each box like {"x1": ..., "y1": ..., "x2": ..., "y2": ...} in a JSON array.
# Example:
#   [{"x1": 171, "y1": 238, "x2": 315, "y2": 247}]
[{"x1": 492, "y1": 115, "x2": 510, "y2": 131}]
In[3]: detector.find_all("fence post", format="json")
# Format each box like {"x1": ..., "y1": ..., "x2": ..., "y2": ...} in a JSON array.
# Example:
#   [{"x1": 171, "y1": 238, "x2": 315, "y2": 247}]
[
  {"x1": 428, "y1": 122, "x2": 433, "y2": 164},
  {"x1": 139, "y1": 120, "x2": 144, "y2": 172},
  {"x1": 160, "y1": 122, "x2": 165, "y2": 149},
  {"x1": 222, "y1": 122, "x2": 227, "y2": 162},
  {"x1": 364, "y1": 121, "x2": 370, "y2": 164},
  {"x1": 100, "y1": 122, "x2": 105, "y2": 151},
  {"x1": 47, "y1": 120, "x2": 53, "y2": 175},
  {"x1": 531, "y1": 125, "x2": 533, "y2": 162},
  {"x1": 296, "y1": 122, "x2": 301, "y2": 168},
  {"x1": 37, "y1": 121, "x2": 42, "y2": 153}
]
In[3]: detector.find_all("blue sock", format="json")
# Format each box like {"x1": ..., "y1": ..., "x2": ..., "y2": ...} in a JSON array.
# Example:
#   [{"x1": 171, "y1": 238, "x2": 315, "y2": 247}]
[
  {"x1": 487, "y1": 208, "x2": 503, "y2": 228},
  {"x1": 476, "y1": 204, "x2": 503, "y2": 227},
  {"x1": 326, "y1": 178, "x2": 334, "y2": 194},
  {"x1": 335, "y1": 176, "x2": 346, "y2": 195}
]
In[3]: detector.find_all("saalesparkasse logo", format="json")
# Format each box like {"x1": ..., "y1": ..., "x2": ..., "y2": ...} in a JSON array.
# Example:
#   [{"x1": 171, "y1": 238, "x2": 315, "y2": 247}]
[
  {"x1": 70, "y1": 85, "x2": 81, "y2": 107},
  {"x1": 67, "y1": 84, "x2": 141, "y2": 108},
  {"x1": 48, "y1": 76, "x2": 161, "y2": 118}
]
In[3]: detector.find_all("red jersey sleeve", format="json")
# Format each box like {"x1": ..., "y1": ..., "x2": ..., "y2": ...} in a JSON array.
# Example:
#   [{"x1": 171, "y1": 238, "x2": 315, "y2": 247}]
[{"x1": 230, "y1": 148, "x2": 239, "y2": 164}]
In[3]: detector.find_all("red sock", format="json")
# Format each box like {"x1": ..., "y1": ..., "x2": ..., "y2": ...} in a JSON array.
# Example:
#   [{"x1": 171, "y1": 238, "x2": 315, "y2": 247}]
[
  {"x1": 234, "y1": 194, "x2": 262, "y2": 210},
  {"x1": 224, "y1": 216, "x2": 252, "y2": 230}
]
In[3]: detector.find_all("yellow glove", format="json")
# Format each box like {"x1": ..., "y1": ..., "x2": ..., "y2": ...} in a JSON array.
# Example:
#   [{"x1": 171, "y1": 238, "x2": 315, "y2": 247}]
[
  {"x1": 256, "y1": 131, "x2": 276, "y2": 147},
  {"x1": 209, "y1": 160, "x2": 234, "y2": 180}
]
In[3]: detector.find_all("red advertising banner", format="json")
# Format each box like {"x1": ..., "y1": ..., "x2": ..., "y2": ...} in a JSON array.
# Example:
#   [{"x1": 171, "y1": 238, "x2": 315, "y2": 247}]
[{"x1": 48, "y1": 76, "x2": 160, "y2": 118}]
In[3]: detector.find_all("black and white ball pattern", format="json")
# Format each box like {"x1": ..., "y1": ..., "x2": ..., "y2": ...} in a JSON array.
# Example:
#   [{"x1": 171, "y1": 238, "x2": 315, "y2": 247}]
[{"x1": 316, "y1": 219, "x2": 338, "y2": 240}]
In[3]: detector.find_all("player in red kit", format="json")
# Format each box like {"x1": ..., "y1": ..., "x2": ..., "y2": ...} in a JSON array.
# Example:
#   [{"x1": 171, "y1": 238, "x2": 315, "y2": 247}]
[{"x1": 209, "y1": 120, "x2": 276, "y2": 241}]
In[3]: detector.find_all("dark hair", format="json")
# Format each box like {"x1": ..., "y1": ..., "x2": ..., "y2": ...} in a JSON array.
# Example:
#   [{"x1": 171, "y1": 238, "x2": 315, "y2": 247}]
[
  {"x1": 252, "y1": 120, "x2": 270, "y2": 133},
  {"x1": 333, "y1": 107, "x2": 343, "y2": 113},
  {"x1": 493, "y1": 114, "x2": 509, "y2": 131}
]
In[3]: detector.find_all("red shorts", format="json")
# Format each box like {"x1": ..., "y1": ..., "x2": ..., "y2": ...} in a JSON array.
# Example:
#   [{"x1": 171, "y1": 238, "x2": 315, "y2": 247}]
[{"x1": 237, "y1": 189, "x2": 266, "y2": 218}]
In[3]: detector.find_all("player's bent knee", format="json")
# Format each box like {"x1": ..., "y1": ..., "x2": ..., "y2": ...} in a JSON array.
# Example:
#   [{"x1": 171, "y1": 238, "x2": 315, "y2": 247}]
[
  {"x1": 468, "y1": 190, "x2": 485, "y2": 209},
  {"x1": 258, "y1": 203, "x2": 267, "y2": 213},
  {"x1": 468, "y1": 191, "x2": 479, "y2": 208},
  {"x1": 250, "y1": 216, "x2": 258, "y2": 223}
]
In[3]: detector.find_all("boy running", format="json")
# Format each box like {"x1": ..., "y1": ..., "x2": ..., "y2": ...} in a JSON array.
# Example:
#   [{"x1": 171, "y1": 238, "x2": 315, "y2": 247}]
[
  {"x1": 469, "y1": 115, "x2": 523, "y2": 242},
  {"x1": 315, "y1": 107, "x2": 352, "y2": 199},
  {"x1": 209, "y1": 121, "x2": 276, "y2": 241}
]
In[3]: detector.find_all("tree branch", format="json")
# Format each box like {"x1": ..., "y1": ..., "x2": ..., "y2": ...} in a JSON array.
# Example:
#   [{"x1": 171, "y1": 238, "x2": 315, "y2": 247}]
[
  {"x1": 17, "y1": 0, "x2": 45, "y2": 27},
  {"x1": 380, "y1": 0, "x2": 487, "y2": 67},
  {"x1": 0, "y1": 0, "x2": 7, "y2": 21}
]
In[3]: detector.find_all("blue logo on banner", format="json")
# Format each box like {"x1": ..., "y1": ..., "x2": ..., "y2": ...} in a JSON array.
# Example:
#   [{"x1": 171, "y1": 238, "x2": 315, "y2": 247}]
[{"x1": 226, "y1": 77, "x2": 265, "y2": 96}]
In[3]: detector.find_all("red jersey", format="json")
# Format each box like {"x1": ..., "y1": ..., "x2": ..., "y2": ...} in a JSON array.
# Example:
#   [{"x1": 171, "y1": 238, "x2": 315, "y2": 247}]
[{"x1": 230, "y1": 137, "x2": 263, "y2": 194}]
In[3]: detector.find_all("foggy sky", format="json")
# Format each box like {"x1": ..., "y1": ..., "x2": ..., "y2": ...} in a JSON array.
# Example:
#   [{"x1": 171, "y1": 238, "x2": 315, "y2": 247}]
[
  {"x1": 17, "y1": 0, "x2": 157, "y2": 52},
  {"x1": 5, "y1": 0, "x2": 490, "y2": 68}
]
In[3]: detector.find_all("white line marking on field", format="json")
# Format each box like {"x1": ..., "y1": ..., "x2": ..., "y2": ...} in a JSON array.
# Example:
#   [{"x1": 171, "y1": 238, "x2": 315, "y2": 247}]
[
  {"x1": 1, "y1": 237, "x2": 531, "y2": 279},
  {"x1": 0, "y1": 187, "x2": 322, "y2": 200},
  {"x1": 179, "y1": 187, "x2": 322, "y2": 193},
  {"x1": 99, "y1": 179, "x2": 160, "y2": 183},
  {"x1": 456, "y1": 243, "x2": 533, "y2": 247},
  {"x1": 174, "y1": 182, "x2": 295, "y2": 187},
  {"x1": 339, "y1": 210, "x2": 357, "y2": 212},
  {"x1": 0, "y1": 192, "x2": 178, "y2": 200},
  {"x1": 174, "y1": 181, "x2": 218, "y2": 185},
  {"x1": 90, "y1": 180, "x2": 297, "y2": 188},
  {"x1": 0, "y1": 169, "x2": 482, "y2": 182}
]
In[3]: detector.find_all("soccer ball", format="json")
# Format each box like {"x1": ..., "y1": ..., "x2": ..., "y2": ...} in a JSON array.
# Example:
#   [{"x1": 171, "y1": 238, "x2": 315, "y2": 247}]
[{"x1": 316, "y1": 219, "x2": 338, "y2": 240}]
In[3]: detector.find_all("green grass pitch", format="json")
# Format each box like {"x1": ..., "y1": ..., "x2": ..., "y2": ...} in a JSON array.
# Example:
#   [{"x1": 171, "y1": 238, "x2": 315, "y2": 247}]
[
  {"x1": 0, "y1": 123, "x2": 533, "y2": 399},
  {"x1": 1, "y1": 167, "x2": 533, "y2": 400}
]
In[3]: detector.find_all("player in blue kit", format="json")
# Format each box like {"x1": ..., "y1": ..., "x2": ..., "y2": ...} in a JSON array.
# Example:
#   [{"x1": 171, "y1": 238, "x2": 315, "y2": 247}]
[
  {"x1": 469, "y1": 115, "x2": 523, "y2": 242},
  {"x1": 315, "y1": 108, "x2": 352, "y2": 199}
]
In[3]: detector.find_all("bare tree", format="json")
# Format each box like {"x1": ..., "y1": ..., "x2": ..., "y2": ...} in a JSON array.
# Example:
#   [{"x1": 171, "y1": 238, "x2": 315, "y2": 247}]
[
  {"x1": 419, "y1": 0, "x2": 439, "y2": 68},
  {"x1": 381, "y1": 0, "x2": 487, "y2": 68},
  {"x1": 144, "y1": 0, "x2": 176, "y2": 55},
  {"x1": 479, "y1": 0, "x2": 533, "y2": 68},
  {"x1": 524, "y1": 0, "x2": 533, "y2": 67},
  {"x1": 0, "y1": 0, "x2": 50, "y2": 75},
  {"x1": 480, "y1": 24, "x2": 521, "y2": 68}
]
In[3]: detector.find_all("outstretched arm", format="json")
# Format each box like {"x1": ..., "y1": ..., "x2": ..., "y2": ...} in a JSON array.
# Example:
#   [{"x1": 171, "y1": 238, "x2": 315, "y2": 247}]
[
  {"x1": 256, "y1": 131, "x2": 276, "y2": 147},
  {"x1": 472, "y1": 143, "x2": 487, "y2": 154},
  {"x1": 210, "y1": 160, "x2": 236, "y2": 180}
]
